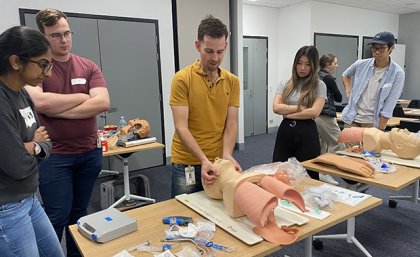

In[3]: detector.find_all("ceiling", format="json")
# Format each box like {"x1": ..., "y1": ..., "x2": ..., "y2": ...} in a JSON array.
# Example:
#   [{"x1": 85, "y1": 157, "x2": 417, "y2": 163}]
[{"x1": 243, "y1": 0, "x2": 420, "y2": 14}]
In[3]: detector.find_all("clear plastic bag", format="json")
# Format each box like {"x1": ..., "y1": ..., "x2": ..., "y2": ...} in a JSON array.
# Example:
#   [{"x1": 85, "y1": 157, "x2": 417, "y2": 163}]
[
  {"x1": 364, "y1": 156, "x2": 396, "y2": 174},
  {"x1": 277, "y1": 157, "x2": 308, "y2": 187},
  {"x1": 244, "y1": 162, "x2": 282, "y2": 175},
  {"x1": 302, "y1": 186, "x2": 335, "y2": 210},
  {"x1": 245, "y1": 157, "x2": 308, "y2": 187}
]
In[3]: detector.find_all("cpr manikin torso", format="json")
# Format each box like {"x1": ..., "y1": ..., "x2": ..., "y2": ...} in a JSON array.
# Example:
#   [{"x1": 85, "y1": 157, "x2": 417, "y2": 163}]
[
  {"x1": 203, "y1": 158, "x2": 307, "y2": 245},
  {"x1": 338, "y1": 127, "x2": 420, "y2": 159}
]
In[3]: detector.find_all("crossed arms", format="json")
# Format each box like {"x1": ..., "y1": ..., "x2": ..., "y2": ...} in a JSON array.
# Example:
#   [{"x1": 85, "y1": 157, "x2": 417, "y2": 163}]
[
  {"x1": 25, "y1": 85, "x2": 110, "y2": 119},
  {"x1": 272, "y1": 93, "x2": 325, "y2": 120}
]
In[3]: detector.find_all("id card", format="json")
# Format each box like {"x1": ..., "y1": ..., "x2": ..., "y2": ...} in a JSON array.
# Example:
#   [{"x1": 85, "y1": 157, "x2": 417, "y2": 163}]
[{"x1": 185, "y1": 166, "x2": 196, "y2": 186}]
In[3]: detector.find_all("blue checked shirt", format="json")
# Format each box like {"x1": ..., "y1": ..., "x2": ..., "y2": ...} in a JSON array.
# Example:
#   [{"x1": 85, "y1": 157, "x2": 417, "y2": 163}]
[{"x1": 342, "y1": 58, "x2": 405, "y2": 128}]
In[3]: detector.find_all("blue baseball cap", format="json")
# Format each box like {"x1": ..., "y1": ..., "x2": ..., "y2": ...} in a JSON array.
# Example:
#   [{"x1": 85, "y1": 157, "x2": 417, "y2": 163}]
[{"x1": 369, "y1": 31, "x2": 395, "y2": 45}]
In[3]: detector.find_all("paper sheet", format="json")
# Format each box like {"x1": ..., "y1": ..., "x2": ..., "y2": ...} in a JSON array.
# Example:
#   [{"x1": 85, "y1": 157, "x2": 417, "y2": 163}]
[
  {"x1": 278, "y1": 199, "x2": 331, "y2": 220},
  {"x1": 317, "y1": 183, "x2": 371, "y2": 207}
]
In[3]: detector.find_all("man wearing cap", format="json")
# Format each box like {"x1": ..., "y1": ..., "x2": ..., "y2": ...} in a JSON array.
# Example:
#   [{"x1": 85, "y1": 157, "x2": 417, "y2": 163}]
[{"x1": 342, "y1": 31, "x2": 405, "y2": 130}]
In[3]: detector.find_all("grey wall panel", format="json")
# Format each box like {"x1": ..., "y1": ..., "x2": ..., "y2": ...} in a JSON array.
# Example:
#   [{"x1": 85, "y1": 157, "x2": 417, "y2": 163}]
[
  {"x1": 98, "y1": 19, "x2": 164, "y2": 170},
  {"x1": 315, "y1": 34, "x2": 358, "y2": 103},
  {"x1": 66, "y1": 17, "x2": 101, "y2": 67},
  {"x1": 176, "y1": 0, "x2": 230, "y2": 71},
  {"x1": 23, "y1": 13, "x2": 37, "y2": 30},
  {"x1": 399, "y1": 11, "x2": 420, "y2": 99}
]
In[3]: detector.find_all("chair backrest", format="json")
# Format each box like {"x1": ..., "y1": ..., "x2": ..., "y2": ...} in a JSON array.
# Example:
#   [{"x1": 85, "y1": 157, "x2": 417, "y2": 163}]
[
  {"x1": 393, "y1": 106, "x2": 406, "y2": 117},
  {"x1": 399, "y1": 120, "x2": 420, "y2": 133},
  {"x1": 408, "y1": 99, "x2": 420, "y2": 108}
]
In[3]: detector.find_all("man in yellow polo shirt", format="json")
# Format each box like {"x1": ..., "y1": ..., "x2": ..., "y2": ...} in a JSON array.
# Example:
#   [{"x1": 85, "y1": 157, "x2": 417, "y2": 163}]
[{"x1": 169, "y1": 15, "x2": 241, "y2": 198}]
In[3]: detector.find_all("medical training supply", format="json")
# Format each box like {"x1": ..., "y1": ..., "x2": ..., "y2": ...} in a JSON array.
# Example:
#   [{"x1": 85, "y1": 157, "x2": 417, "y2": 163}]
[
  {"x1": 162, "y1": 216, "x2": 193, "y2": 226},
  {"x1": 77, "y1": 208, "x2": 137, "y2": 243}
]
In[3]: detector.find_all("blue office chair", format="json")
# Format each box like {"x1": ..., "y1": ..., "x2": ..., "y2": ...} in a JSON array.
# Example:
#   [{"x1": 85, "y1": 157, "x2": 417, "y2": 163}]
[{"x1": 407, "y1": 99, "x2": 420, "y2": 108}]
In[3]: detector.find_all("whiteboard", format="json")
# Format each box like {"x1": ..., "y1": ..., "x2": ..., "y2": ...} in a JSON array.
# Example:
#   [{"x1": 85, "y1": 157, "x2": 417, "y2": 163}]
[{"x1": 391, "y1": 44, "x2": 406, "y2": 70}]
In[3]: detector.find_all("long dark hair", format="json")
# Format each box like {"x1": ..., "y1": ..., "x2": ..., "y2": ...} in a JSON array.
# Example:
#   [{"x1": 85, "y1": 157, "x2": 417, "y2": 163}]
[
  {"x1": 0, "y1": 26, "x2": 50, "y2": 75},
  {"x1": 283, "y1": 45, "x2": 320, "y2": 108}
]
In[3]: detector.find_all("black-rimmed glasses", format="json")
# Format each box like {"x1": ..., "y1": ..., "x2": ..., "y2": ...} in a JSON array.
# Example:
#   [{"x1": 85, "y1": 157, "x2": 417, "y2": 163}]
[
  {"x1": 371, "y1": 46, "x2": 388, "y2": 53},
  {"x1": 49, "y1": 31, "x2": 74, "y2": 41},
  {"x1": 20, "y1": 57, "x2": 53, "y2": 74}
]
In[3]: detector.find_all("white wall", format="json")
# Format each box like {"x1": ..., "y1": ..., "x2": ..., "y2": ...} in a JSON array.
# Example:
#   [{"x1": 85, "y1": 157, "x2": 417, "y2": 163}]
[
  {"x1": 244, "y1": 2, "x2": 313, "y2": 128},
  {"x1": 0, "y1": 0, "x2": 176, "y2": 156},
  {"x1": 276, "y1": 2, "x2": 313, "y2": 127},
  {"x1": 243, "y1": 1, "x2": 400, "y2": 130},
  {"x1": 243, "y1": 4, "x2": 280, "y2": 129}
]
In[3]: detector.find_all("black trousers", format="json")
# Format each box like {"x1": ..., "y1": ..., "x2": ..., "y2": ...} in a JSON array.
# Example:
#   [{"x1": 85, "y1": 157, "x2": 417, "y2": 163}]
[{"x1": 273, "y1": 118, "x2": 320, "y2": 180}]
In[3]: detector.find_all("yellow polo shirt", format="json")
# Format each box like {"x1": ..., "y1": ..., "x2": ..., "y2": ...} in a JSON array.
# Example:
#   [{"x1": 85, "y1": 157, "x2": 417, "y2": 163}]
[{"x1": 170, "y1": 60, "x2": 240, "y2": 164}]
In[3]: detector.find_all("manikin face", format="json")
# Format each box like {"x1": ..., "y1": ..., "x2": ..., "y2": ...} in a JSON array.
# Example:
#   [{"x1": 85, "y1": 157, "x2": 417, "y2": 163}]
[
  {"x1": 195, "y1": 35, "x2": 227, "y2": 73},
  {"x1": 42, "y1": 17, "x2": 72, "y2": 60},
  {"x1": 380, "y1": 128, "x2": 420, "y2": 159},
  {"x1": 296, "y1": 55, "x2": 311, "y2": 78}
]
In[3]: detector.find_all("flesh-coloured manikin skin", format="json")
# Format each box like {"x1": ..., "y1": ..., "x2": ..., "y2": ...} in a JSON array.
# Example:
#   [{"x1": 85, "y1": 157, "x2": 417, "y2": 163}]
[
  {"x1": 203, "y1": 158, "x2": 306, "y2": 244},
  {"x1": 339, "y1": 127, "x2": 420, "y2": 159}
]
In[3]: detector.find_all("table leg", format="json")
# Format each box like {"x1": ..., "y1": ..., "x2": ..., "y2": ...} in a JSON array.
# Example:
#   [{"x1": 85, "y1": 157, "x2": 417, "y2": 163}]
[
  {"x1": 109, "y1": 157, "x2": 155, "y2": 209},
  {"x1": 304, "y1": 236, "x2": 313, "y2": 257},
  {"x1": 313, "y1": 217, "x2": 372, "y2": 257},
  {"x1": 389, "y1": 179, "x2": 420, "y2": 204}
]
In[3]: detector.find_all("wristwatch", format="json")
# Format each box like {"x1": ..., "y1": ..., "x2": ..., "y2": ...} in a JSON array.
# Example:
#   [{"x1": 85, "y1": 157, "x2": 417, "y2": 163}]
[{"x1": 33, "y1": 142, "x2": 42, "y2": 155}]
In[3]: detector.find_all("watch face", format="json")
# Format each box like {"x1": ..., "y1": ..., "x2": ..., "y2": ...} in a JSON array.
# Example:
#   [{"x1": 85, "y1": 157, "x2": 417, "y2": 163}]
[{"x1": 34, "y1": 143, "x2": 41, "y2": 155}]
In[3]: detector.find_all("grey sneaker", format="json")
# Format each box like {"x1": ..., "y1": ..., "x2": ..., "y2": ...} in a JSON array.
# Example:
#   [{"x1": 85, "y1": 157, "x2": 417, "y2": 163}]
[
  {"x1": 346, "y1": 182, "x2": 370, "y2": 193},
  {"x1": 319, "y1": 173, "x2": 339, "y2": 185}
]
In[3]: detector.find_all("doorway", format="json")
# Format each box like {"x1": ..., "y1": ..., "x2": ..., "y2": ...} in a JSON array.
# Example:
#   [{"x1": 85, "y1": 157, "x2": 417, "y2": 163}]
[{"x1": 243, "y1": 36, "x2": 268, "y2": 136}]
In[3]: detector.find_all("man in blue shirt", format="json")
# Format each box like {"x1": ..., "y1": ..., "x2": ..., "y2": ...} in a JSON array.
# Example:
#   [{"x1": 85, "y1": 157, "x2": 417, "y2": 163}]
[{"x1": 342, "y1": 31, "x2": 405, "y2": 130}]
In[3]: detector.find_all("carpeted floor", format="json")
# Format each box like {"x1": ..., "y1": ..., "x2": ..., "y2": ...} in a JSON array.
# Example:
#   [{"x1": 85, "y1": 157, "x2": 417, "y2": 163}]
[{"x1": 89, "y1": 132, "x2": 420, "y2": 257}]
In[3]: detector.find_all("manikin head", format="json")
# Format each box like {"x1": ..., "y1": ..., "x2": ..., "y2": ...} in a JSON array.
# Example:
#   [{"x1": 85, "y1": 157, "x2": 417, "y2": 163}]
[{"x1": 379, "y1": 128, "x2": 420, "y2": 159}]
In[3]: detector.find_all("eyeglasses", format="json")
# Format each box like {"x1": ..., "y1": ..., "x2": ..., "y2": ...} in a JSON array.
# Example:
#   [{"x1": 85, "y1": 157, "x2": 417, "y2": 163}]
[
  {"x1": 49, "y1": 31, "x2": 74, "y2": 41},
  {"x1": 20, "y1": 57, "x2": 53, "y2": 74},
  {"x1": 371, "y1": 46, "x2": 388, "y2": 53}
]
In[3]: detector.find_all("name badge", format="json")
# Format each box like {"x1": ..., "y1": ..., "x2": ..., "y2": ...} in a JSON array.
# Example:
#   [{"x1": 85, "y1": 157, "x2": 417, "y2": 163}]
[
  {"x1": 71, "y1": 78, "x2": 87, "y2": 85},
  {"x1": 185, "y1": 165, "x2": 196, "y2": 186}
]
